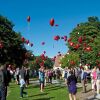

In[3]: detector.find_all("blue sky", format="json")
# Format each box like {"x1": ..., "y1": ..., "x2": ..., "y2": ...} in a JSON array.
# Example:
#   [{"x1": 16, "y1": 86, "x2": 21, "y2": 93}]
[{"x1": 0, "y1": 0, "x2": 100, "y2": 57}]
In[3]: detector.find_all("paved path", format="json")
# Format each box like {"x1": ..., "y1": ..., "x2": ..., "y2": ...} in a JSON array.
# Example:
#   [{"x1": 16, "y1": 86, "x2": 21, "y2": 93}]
[
  {"x1": 76, "y1": 83, "x2": 100, "y2": 100},
  {"x1": 30, "y1": 79, "x2": 61, "y2": 85}
]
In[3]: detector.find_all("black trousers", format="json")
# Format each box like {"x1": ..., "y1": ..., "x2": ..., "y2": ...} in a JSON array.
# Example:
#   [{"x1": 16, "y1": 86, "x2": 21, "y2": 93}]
[
  {"x1": 49, "y1": 76, "x2": 52, "y2": 84},
  {"x1": 20, "y1": 87, "x2": 27, "y2": 97},
  {"x1": 0, "y1": 85, "x2": 6, "y2": 100}
]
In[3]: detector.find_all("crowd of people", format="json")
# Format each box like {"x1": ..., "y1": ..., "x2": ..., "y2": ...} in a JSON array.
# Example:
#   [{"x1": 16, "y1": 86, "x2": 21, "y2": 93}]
[
  {"x1": 62, "y1": 65, "x2": 100, "y2": 100},
  {"x1": 0, "y1": 64, "x2": 62, "y2": 100},
  {"x1": 0, "y1": 64, "x2": 30, "y2": 100},
  {"x1": 38, "y1": 67, "x2": 62, "y2": 92},
  {"x1": 0, "y1": 64, "x2": 100, "y2": 100},
  {"x1": 38, "y1": 66, "x2": 100, "y2": 100},
  {"x1": 38, "y1": 66, "x2": 90, "y2": 100}
]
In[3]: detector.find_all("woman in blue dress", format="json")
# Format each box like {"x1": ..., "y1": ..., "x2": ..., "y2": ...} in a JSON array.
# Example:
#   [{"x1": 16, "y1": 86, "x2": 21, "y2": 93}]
[
  {"x1": 39, "y1": 67, "x2": 45, "y2": 92},
  {"x1": 67, "y1": 70, "x2": 77, "y2": 100}
]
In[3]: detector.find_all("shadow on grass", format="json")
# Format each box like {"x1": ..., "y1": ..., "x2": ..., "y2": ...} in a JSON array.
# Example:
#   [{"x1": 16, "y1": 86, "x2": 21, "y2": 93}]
[
  {"x1": 46, "y1": 86, "x2": 65, "y2": 91},
  {"x1": 27, "y1": 85, "x2": 39, "y2": 89},
  {"x1": 77, "y1": 87, "x2": 82, "y2": 90},
  {"x1": 32, "y1": 97, "x2": 55, "y2": 100},
  {"x1": 10, "y1": 85, "x2": 19, "y2": 88},
  {"x1": 9, "y1": 86, "x2": 15, "y2": 88},
  {"x1": 45, "y1": 85, "x2": 59, "y2": 89},
  {"x1": 86, "y1": 89, "x2": 92, "y2": 93},
  {"x1": 29, "y1": 93, "x2": 48, "y2": 98}
]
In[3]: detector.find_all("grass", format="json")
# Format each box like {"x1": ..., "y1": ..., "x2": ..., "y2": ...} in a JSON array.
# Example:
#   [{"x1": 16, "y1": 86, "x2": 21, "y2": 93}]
[
  {"x1": 7, "y1": 82, "x2": 69, "y2": 100},
  {"x1": 7, "y1": 79, "x2": 82, "y2": 100}
]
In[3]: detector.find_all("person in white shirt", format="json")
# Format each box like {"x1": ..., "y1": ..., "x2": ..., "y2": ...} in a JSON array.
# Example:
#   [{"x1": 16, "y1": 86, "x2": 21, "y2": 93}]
[
  {"x1": 20, "y1": 78, "x2": 28, "y2": 98},
  {"x1": 91, "y1": 66, "x2": 97, "y2": 93},
  {"x1": 96, "y1": 67, "x2": 100, "y2": 94}
]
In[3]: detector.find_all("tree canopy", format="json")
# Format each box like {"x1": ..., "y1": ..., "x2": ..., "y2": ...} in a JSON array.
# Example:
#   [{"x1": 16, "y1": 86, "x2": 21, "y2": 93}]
[
  {"x1": 29, "y1": 55, "x2": 54, "y2": 69},
  {"x1": 66, "y1": 16, "x2": 100, "y2": 67},
  {"x1": 60, "y1": 52, "x2": 79, "y2": 68},
  {"x1": 0, "y1": 15, "x2": 27, "y2": 67}
]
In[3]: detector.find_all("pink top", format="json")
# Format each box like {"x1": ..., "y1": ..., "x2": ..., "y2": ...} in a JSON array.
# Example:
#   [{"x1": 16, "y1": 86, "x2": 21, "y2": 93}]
[{"x1": 92, "y1": 71, "x2": 97, "y2": 80}]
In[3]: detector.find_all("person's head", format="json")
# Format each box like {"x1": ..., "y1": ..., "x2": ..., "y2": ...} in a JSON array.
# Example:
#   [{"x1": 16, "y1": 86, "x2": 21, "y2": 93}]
[
  {"x1": 97, "y1": 67, "x2": 100, "y2": 71},
  {"x1": 3, "y1": 64, "x2": 7, "y2": 70},
  {"x1": 0, "y1": 65, "x2": 4, "y2": 71},
  {"x1": 93, "y1": 66, "x2": 97, "y2": 71},
  {"x1": 22, "y1": 66, "x2": 24, "y2": 70},
  {"x1": 17, "y1": 67, "x2": 19, "y2": 70},
  {"x1": 64, "y1": 67, "x2": 67, "y2": 70},
  {"x1": 66, "y1": 67, "x2": 68, "y2": 70},
  {"x1": 41, "y1": 68, "x2": 44, "y2": 72},
  {"x1": 69, "y1": 70, "x2": 73, "y2": 75},
  {"x1": 25, "y1": 67, "x2": 28, "y2": 70}
]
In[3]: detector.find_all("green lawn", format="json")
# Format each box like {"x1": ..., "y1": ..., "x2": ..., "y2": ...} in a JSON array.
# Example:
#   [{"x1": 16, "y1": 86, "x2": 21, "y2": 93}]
[{"x1": 7, "y1": 83, "x2": 69, "y2": 100}]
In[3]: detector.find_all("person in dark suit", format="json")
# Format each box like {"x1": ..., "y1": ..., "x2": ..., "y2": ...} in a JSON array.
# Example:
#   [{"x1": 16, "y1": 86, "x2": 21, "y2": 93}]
[
  {"x1": 25, "y1": 67, "x2": 30, "y2": 87},
  {"x1": 0, "y1": 64, "x2": 10, "y2": 100}
]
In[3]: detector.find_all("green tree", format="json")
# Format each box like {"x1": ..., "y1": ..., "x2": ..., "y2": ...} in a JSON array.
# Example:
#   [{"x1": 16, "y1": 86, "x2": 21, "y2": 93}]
[
  {"x1": 30, "y1": 56, "x2": 54, "y2": 70},
  {"x1": 67, "y1": 16, "x2": 100, "y2": 67},
  {"x1": 60, "y1": 52, "x2": 79, "y2": 68},
  {"x1": 0, "y1": 15, "x2": 27, "y2": 67},
  {"x1": 44, "y1": 58, "x2": 54, "y2": 69}
]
